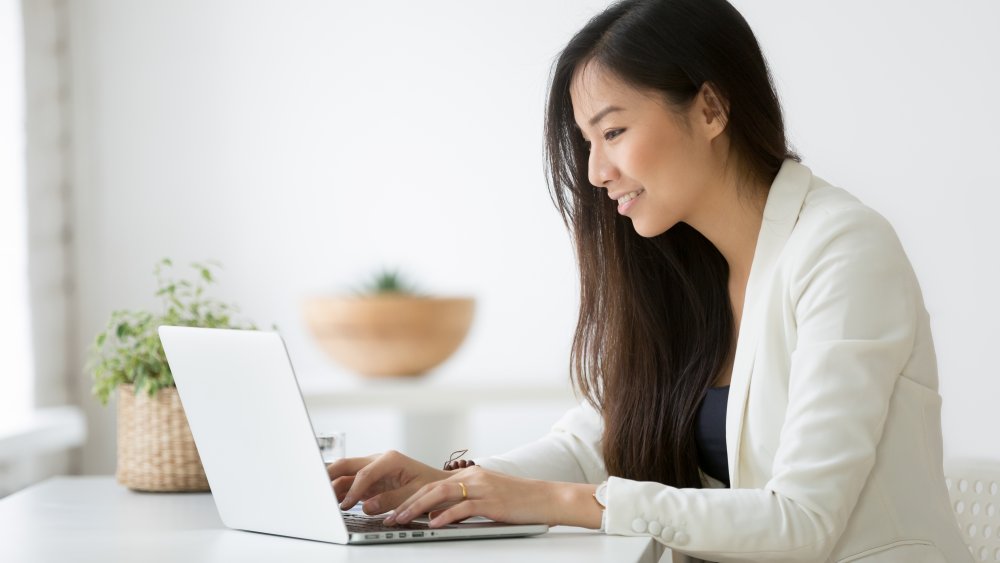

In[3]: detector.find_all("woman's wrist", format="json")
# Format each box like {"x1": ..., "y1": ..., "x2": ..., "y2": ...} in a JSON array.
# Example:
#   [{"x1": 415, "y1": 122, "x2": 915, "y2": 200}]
[{"x1": 547, "y1": 482, "x2": 603, "y2": 529}]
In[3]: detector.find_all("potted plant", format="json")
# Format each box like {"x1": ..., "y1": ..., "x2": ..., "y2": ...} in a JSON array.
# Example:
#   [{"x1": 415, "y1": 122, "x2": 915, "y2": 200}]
[
  {"x1": 302, "y1": 268, "x2": 475, "y2": 377},
  {"x1": 86, "y1": 258, "x2": 257, "y2": 492}
]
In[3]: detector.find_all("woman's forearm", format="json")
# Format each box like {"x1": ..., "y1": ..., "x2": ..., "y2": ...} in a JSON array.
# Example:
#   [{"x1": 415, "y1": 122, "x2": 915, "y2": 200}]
[{"x1": 546, "y1": 482, "x2": 603, "y2": 529}]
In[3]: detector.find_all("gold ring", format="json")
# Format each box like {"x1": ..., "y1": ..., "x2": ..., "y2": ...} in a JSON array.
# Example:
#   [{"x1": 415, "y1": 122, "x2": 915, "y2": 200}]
[{"x1": 458, "y1": 481, "x2": 468, "y2": 500}]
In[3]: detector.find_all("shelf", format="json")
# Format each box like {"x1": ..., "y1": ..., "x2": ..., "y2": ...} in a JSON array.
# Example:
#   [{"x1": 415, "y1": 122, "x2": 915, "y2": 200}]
[
  {"x1": 0, "y1": 406, "x2": 86, "y2": 462},
  {"x1": 298, "y1": 376, "x2": 579, "y2": 413},
  {"x1": 296, "y1": 376, "x2": 580, "y2": 464}
]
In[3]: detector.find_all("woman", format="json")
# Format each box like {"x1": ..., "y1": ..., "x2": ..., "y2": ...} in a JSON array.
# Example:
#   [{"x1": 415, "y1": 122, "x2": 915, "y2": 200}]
[{"x1": 328, "y1": 1, "x2": 971, "y2": 561}]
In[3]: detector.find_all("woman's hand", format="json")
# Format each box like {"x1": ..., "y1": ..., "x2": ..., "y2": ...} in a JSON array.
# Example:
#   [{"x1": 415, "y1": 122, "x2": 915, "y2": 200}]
[
  {"x1": 327, "y1": 450, "x2": 450, "y2": 515},
  {"x1": 385, "y1": 466, "x2": 603, "y2": 529}
]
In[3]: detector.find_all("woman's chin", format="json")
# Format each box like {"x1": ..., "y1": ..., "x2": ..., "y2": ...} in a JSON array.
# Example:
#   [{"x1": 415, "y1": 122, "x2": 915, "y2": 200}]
[{"x1": 630, "y1": 217, "x2": 674, "y2": 238}]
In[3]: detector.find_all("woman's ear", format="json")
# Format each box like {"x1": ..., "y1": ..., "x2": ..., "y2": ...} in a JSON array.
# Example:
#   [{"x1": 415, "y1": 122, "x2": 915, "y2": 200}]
[{"x1": 696, "y1": 82, "x2": 729, "y2": 139}]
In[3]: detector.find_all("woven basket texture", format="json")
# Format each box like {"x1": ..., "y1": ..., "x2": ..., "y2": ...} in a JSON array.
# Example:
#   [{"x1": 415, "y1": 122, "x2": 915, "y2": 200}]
[{"x1": 116, "y1": 383, "x2": 209, "y2": 492}]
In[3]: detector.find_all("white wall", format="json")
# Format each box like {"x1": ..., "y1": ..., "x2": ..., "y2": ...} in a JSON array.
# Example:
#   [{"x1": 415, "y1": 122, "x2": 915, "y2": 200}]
[
  {"x1": 0, "y1": 0, "x2": 31, "y2": 424},
  {"x1": 66, "y1": 0, "x2": 1000, "y2": 473},
  {"x1": 733, "y1": 0, "x2": 1000, "y2": 461},
  {"x1": 9, "y1": 0, "x2": 80, "y2": 496},
  {"x1": 67, "y1": 0, "x2": 610, "y2": 473}
]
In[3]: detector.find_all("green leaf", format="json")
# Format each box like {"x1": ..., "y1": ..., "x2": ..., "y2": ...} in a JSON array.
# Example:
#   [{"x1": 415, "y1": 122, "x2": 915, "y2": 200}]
[
  {"x1": 85, "y1": 257, "x2": 264, "y2": 405},
  {"x1": 356, "y1": 267, "x2": 421, "y2": 296}
]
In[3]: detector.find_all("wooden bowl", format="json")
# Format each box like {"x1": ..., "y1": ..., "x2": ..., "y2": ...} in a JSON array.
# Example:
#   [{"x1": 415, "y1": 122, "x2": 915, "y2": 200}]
[{"x1": 302, "y1": 295, "x2": 475, "y2": 377}]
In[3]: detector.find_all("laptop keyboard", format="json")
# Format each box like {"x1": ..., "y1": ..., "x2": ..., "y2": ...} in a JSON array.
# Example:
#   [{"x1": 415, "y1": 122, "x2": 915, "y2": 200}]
[{"x1": 341, "y1": 511, "x2": 432, "y2": 532}]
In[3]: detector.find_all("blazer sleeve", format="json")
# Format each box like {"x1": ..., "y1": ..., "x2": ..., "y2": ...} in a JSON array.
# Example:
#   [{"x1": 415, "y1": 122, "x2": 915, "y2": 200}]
[
  {"x1": 602, "y1": 207, "x2": 920, "y2": 562},
  {"x1": 474, "y1": 400, "x2": 608, "y2": 485}
]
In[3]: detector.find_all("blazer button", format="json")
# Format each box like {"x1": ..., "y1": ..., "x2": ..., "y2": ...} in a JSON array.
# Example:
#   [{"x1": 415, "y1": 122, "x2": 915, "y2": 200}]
[
  {"x1": 647, "y1": 521, "x2": 663, "y2": 536},
  {"x1": 674, "y1": 531, "x2": 689, "y2": 546},
  {"x1": 660, "y1": 526, "x2": 676, "y2": 542},
  {"x1": 631, "y1": 518, "x2": 647, "y2": 533}
]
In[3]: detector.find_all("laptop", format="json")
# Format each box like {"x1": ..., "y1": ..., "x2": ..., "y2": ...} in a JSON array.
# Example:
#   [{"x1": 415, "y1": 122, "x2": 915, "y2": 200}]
[{"x1": 157, "y1": 325, "x2": 549, "y2": 544}]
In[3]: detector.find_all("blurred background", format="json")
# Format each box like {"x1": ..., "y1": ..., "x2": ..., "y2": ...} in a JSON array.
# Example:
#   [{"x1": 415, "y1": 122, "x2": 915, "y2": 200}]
[{"x1": 1, "y1": 0, "x2": 998, "y2": 495}]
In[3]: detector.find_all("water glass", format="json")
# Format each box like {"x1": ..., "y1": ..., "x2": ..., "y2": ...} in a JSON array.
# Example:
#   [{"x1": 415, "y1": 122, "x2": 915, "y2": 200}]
[{"x1": 316, "y1": 431, "x2": 346, "y2": 464}]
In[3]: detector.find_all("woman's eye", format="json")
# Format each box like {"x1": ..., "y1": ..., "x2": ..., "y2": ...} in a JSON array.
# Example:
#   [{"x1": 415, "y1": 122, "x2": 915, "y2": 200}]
[{"x1": 604, "y1": 128, "x2": 624, "y2": 141}]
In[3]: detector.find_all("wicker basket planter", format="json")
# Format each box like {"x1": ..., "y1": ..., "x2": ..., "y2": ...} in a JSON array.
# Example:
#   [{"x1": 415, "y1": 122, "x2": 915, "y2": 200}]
[{"x1": 116, "y1": 383, "x2": 209, "y2": 492}]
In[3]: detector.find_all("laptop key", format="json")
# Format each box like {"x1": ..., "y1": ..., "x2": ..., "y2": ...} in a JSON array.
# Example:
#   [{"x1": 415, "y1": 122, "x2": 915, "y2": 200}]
[{"x1": 342, "y1": 512, "x2": 433, "y2": 532}]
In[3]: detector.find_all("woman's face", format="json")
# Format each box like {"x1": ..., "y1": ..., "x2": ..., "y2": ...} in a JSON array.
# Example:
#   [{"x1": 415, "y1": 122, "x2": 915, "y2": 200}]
[{"x1": 570, "y1": 63, "x2": 727, "y2": 237}]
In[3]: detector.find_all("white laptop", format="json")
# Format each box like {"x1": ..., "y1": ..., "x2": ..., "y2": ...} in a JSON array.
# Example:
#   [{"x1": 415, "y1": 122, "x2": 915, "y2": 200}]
[{"x1": 157, "y1": 325, "x2": 549, "y2": 544}]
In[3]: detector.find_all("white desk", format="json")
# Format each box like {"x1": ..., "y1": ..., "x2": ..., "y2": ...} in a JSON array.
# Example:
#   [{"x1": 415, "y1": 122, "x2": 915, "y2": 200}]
[{"x1": 0, "y1": 476, "x2": 668, "y2": 563}]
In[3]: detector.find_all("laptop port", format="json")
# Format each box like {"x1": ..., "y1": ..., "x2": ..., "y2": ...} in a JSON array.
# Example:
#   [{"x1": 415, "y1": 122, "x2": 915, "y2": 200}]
[
  {"x1": 412, "y1": 532, "x2": 424, "y2": 538},
  {"x1": 364, "y1": 534, "x2": 379, "y2": 540},
  {"x1": 398, "y1": 533, "x2": 407, "y2": 539},
  {"x1": 385, "y1": 533, "x2": 393, "y2": 539}
]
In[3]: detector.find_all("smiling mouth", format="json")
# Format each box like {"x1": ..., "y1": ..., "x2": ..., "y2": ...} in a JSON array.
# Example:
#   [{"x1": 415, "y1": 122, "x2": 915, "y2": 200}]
[{"x1": 616, "y1": 189, "x2": 644, "y2": 205}]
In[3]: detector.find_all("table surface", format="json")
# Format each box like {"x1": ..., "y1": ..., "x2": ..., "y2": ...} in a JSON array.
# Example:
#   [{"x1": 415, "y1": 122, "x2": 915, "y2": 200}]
[{"x1": 0, "y1": 476, "x2": 666, "y2": 563}]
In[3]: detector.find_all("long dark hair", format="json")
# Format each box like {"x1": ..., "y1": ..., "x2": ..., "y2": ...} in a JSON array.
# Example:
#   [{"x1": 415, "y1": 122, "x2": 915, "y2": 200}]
[{"x1": 545, "y1": 0, "x2": 799, "y2": 488}]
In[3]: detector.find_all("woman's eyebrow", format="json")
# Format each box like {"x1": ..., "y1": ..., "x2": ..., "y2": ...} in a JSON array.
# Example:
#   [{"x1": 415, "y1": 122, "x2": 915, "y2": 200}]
[{"x1": 589, "y1": 105, "x2": 624, "y2": 126}]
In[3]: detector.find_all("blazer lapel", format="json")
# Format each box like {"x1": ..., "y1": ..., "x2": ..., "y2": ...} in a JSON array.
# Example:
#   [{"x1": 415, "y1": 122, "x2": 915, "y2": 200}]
[{"x1": 726, "y1": 159, "x2": 812, "y2": 487}]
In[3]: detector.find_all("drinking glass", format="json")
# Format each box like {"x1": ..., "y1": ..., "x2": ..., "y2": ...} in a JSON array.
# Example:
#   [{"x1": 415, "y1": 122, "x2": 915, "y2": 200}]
[{"x1": 316, "y1": 431, "x2": 346, "y2": 464}]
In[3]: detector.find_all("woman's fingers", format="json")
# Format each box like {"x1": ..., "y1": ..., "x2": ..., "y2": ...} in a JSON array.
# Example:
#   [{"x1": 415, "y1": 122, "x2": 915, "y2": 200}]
[
  {"x1": 339, "y1": 450, "x2": 409, "y2": 509},
  {"x1": 387, "y1": 467, "x2": 484, "y2": 524},
  {"x1": 428, "y1": 500, "x2": 481, "y2": 528},
  {"x1": 331, "y1": 475, "x2": 355, "y2": 502},
  {"x1": 326, "y1": 456, "x2": 374, "y2": 481},
  {"x1": 332, "y1": 450, "x2": 453, "y2": 514},
  {"x1": 389, "y1": 480, "x2": 466, "y2": 525},
  {"x1": 339, "y1": 463, "x2": 387, "y2": 509},
  {"x1": 381, "y1": 468, "x2": 556, "y2": 528},
  {"x1": 360, "y1": 484, "x2": 420, "y2": 515},
  {"x1": 365, "y1": 464, "x2": 460, "y2": 517}
]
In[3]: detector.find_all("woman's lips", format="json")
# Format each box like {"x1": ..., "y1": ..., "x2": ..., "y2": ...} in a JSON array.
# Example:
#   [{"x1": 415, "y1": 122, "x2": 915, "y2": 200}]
[{"x1": 617, "y1": 189, "x2": 644, "y2": 214}]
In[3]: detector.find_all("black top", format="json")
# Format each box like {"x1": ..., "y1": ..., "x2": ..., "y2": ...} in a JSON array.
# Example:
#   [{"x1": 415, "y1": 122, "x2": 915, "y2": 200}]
[{"x1": 694, "y1": 385, "x2": 730, "y2": 487}]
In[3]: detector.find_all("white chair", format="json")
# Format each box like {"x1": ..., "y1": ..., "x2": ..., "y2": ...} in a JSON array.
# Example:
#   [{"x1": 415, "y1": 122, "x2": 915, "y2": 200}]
[{"x1": 946, "y1": 460, "x2": 1000, "y2": 562}]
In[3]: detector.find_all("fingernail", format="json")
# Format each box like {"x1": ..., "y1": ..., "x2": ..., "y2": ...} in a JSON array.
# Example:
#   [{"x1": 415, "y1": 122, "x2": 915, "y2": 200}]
[
  {"x1": 366, "y1": 499, "x2": 380, "y2": 513},
  {"x1": 396, "y1": 510, "x2": 411, "y2": 522},
  {"x1": 383, "y1": 511, "x2": 396, "y2": 525},
  {"x1": 339, "y1": 499, "x2": 350, "y2": 510}
]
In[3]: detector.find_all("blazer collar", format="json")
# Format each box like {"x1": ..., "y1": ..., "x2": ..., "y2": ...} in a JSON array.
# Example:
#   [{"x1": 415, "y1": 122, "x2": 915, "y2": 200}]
[{"x1": 725, "y1": 158, "x2": 813, "y2": 487}]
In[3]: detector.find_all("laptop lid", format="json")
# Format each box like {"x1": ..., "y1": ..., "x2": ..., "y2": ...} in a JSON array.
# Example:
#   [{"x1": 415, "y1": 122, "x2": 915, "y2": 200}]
[
  {"x1": 158, "y1": 326, "x2": 349, "y2": 543},
  {"x1": 157, "y1": 326, "x2": 548, "y2": 545}
]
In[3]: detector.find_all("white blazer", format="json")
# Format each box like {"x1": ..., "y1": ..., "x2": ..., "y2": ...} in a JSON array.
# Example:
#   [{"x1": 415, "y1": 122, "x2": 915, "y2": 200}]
[{"x1": 477, "y1": 159, "x2": 972, "y2": 562}]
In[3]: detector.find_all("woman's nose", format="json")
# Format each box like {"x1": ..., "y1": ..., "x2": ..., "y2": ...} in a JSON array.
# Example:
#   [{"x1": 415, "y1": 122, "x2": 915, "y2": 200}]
[{"x1": 587, "y1": 145, "x2": 618, "y2": 189}]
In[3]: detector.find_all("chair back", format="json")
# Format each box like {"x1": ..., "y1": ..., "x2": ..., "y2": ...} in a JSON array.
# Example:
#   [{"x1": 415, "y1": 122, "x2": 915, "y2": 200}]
[{"x1": 946, "y1": 459, "x2": 1000, "y2": 562}]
